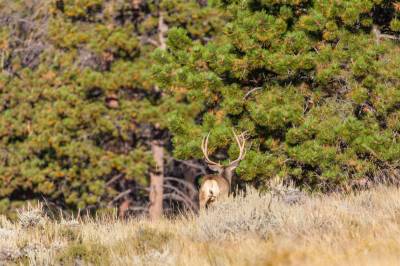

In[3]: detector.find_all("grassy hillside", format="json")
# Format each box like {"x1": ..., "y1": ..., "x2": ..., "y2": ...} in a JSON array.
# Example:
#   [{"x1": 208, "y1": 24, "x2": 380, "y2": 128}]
[{"x1": 1, "y1": 186, "x2": 400, "y2": 266}]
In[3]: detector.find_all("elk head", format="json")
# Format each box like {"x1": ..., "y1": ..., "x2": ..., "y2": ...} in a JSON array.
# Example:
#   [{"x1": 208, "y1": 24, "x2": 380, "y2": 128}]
[{"x1": 199, "y1": 129, "x2": 247, "y2": 209}]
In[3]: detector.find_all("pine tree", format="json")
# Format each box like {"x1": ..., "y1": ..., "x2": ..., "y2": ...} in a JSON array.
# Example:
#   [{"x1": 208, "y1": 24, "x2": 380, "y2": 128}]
[
  {"x1": 0, "y1": 0, "x2": 226, "y2": 215},
  {"x1": 153, "y1": 0, "x2": 400, "y2": 191}
]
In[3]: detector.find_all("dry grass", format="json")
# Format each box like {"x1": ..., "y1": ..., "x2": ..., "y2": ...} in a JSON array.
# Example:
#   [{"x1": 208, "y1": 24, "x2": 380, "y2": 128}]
[{"x1": 1, "y1": 186, "x2": 400, "y2": 265}]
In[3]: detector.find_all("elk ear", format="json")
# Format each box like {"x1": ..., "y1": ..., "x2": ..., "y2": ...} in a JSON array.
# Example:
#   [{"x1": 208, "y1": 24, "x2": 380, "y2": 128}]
[{"x1": 207, "y1": 164, "x2": 224, "y2": 174}]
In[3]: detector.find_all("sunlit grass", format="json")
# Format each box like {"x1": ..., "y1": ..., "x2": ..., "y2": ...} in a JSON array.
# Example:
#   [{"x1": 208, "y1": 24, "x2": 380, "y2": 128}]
[{"x1": 1, "y1": 186, "x2": 400, "y2": 265}]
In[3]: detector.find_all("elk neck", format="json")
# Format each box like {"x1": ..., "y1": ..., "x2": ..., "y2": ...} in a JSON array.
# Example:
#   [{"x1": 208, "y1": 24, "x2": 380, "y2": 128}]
[{"x1": 221, "y1": 168, "x2": 233, "y2": 186}]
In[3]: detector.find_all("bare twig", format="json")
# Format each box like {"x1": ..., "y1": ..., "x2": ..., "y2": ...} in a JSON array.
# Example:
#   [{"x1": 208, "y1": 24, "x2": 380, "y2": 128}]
[
  {"x1": 108, "y1": 187, "x2": 149, "y2": 207},
  {"x1": 127, "y1": 206, "x2": 148, "y2": 213},
  {"x1": 380, "y1": 34, "x2": 400, "y2": 41},
  {"x1": 243, "y1": 87, "x2": 263, "y2": 100},
  {"x1": 164, "y1": 176, "x2": 198, "y2": 196},
  {"x1": 142, "y1": 37, "x2": 159, "y2": 47},
  {"x1": 163, "y1": 193, "x2": 197, "y2": 211},
  {"x1": 173, "y1": 159, "x2": 207, "y2": 175},
  {"x1": 105, "y1": 173, "x2": 124, "y2": 186},
  {"x1": 163, "y1": 184, "x2": 197, "y2": 211},
  {"x1": 108, "y1": 189, "x2": 132, "y2": 207},
  {"x1": 372, "y1": 25, "x2": 400, "y2": 45}
]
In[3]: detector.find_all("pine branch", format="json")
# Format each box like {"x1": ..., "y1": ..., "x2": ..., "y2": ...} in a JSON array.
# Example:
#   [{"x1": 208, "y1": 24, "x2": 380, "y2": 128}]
[
  {"x1": 158, "y1": 12, "x2": 168, "y2": 50},
  {"x1": 243, "y1": 87, "x2": 263, "y2": 100},
  {"x1": 372, "y1": 25, "x2": 400, "y2": 45}
]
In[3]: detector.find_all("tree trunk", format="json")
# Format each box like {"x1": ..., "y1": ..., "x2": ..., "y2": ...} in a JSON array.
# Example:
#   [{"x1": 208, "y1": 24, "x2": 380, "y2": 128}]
[
  {"x1": 148, "y1": 10, "x2": 168, "y2": 221},
  {"x1": 149, "y1": 140, "x2": 164, "y2": 220},
  {"x1": 118, "y1": 198, "x2": 130, "y2": 219}
]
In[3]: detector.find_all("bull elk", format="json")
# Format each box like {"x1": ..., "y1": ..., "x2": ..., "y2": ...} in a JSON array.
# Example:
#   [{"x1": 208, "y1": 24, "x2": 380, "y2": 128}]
[{"x1": 199, "y1": 130, "x2": 247, "y2": 210}]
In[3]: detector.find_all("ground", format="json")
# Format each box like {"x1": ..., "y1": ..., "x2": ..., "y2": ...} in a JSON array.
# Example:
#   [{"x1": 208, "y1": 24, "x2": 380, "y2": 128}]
[{"x1": 1, "y1": 186, "x2": 400, "y2": 265}]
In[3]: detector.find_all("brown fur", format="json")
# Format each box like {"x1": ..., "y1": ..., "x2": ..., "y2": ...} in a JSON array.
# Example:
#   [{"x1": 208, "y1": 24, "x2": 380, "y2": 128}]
[
  {"x1": 199, "y1": 175, "x2": 230, "y2": 209},
  {"x1": 199, "y1": 130, "x2": 247, "y2": 210}
]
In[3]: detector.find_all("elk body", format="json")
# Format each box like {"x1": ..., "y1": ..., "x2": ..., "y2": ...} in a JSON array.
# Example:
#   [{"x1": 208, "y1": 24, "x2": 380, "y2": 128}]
[{"x1": 199, "y1": 130, "x2": 247, "y2": 210}]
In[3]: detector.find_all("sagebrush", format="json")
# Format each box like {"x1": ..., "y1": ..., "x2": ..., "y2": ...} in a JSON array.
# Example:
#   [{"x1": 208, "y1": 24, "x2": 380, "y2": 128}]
[{"x1": 1, "y1": 186, "x2": 400, "y2": 265}]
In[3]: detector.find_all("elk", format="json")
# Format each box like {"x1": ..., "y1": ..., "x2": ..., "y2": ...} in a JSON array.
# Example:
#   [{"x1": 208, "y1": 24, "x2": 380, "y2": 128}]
[{"x1": 199, "y1": 130, "x2": 247, "y2": 210}]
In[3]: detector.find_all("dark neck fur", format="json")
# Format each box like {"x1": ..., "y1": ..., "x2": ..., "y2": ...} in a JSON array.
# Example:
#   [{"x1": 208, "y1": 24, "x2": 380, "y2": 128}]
[{"x1": 222, "y1": 168, "x2": 232, "y2": 186}]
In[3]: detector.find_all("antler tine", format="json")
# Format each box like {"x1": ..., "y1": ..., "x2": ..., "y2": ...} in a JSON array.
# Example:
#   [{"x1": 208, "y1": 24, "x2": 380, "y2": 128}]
[
  {"x1": 229, "y1": 129, "x2": 247, "y2": 165},
  {"x1": 201, "y1": 132, "x2": 221, "y2": 166},
  {"x1": 201, "y1": 132, "x2": 209, "y2": 161},
  {"x1": 201, "y1": 133, "x2": 206, "y2": 155}
]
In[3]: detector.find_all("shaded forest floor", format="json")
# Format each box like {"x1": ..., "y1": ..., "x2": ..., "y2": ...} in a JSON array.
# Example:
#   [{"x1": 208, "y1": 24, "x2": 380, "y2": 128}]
[{"x1": 1, "y1": 186, "x2": 400, "y2": 266}]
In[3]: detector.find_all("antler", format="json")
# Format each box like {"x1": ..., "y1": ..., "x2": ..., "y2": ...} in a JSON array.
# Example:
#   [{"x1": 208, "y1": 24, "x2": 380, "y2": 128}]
[
  {"x1": 201, "y1": 132, "x2": 222, "y2": 168},
  {"x1": 201, "y1": 129, "x2": 247, "y2": 169},
  {"x1": 228, "y1": 129, "x2": 247, "y2": 167}
]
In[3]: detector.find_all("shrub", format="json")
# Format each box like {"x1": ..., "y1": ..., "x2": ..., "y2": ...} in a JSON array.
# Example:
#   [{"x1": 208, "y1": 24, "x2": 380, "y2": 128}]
[
  {"x1": 185, "y1": 188, "x2": 279, "y2": 241},
  {"x1": 17, "y1": 203, "x2": 48, "y2": 228},
  {"x1": 153, "y1": 0, "x2": 400, "y2": 191},
  {"x1": 132, "y1": 227, "x2": 173, "y2": 254},
  {"x1": 57, "y1": 242, "x2": 109, "y2": 265}
]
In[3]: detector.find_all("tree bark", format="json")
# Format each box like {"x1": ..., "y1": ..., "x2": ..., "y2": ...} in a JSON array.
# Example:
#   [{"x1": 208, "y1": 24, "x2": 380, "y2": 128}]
[
  {"x1": 158, "y1": 12, "x2": 168, "y2": 49},
  {"x1": 149, "y1": 140, "x2": 164, "y2": 220},
  {"x1": 148, "y1": 10, "x2": 168, "y2": 221},
  {"x1": 118, "y1": 198, "x2": 130, "y2": 219}
]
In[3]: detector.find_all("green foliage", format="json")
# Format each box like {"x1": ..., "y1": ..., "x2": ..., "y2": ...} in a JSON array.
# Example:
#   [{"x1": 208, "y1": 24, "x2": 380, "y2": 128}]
[
  {"x1": 154, "y1": 0, "x2": 400, "y2": 190},
  {"x1": 1, "y1": 0, "x2": 400, "y2": 214},
  {"x1": 0, "y1": 0, "x2": 226, "y2": 213},
  {"x1": 57, "y1": 242, "x2": 110, "y2": 265}
]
